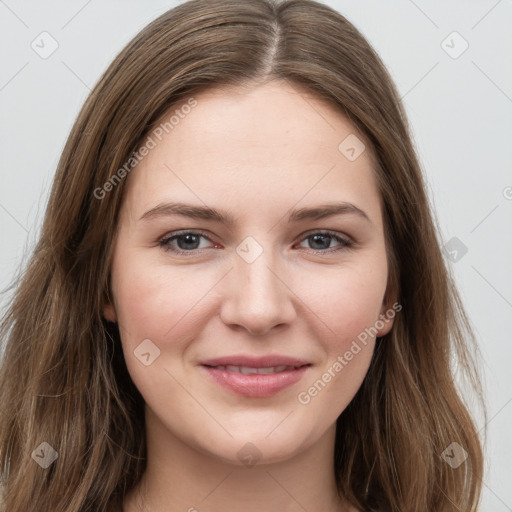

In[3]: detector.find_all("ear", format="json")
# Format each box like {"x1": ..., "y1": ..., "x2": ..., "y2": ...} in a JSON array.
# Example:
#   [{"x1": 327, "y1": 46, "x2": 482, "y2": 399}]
[
  {"x1": 376, "y1": 269, "x2": 400, "y2": 337},
  {"x1": 376, "y1": 296, "x2": 401, "y2": 338},
  {"x1": 103, "y1": 301, "x2": 117, "y2": 323},
  {"x1": 102, "y1": 284, "x2": 117, "y2": 323}
]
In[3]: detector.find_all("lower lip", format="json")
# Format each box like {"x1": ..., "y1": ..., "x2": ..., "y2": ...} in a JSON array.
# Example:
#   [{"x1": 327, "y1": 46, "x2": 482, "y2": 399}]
[{"x1": 200, "y1": 365, "x2": 310, "y2": 398}]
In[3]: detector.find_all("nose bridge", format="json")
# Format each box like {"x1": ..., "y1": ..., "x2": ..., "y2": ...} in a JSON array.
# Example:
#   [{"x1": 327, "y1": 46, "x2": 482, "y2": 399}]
[
  {"x1": 220, "y1": 236, "x2": 296, "y2": 334},
  {"x1": 237, "y1": 251, "x2": 279, "y2": 303}
]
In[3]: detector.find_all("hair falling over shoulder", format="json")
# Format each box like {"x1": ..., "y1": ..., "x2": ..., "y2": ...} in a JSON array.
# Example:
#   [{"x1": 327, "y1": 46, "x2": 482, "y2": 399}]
[{"x1": 0, "y1": 0, "x2": 485, "y2": 510}]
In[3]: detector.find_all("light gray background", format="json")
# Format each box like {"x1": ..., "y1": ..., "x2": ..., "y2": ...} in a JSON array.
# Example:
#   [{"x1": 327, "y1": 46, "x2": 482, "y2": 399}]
[{"x1": 1, "y1": 0, "x2": 511, "y2": 510}]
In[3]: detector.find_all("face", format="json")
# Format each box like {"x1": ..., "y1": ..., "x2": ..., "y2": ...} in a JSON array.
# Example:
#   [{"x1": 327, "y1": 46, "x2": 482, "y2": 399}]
[{"x1": 104, "y1": 79, "x2": 395, "y2": 465}]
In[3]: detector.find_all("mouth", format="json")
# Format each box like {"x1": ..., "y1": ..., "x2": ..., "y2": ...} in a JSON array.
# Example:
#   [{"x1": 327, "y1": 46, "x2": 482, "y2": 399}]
[
  {"x1": 199, "y1": 355, "x2": 311, "y2": 398},
  {"x1": 204, "y1": 364, "x2": 304, "y2": 374}
]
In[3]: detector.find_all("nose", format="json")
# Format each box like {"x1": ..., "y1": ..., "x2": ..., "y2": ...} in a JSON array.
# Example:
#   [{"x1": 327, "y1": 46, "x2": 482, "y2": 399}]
[{"x1": 219, "y1": 248, "x2": 297, "y2": 336}]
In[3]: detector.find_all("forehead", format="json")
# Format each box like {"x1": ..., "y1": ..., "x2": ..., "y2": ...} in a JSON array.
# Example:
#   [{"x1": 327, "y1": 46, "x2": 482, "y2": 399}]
[
  {"x1": 121, "y1": 80, "x2": 381, "y2": 224},
  {"x1": 154, "y1": 80, "x2": 369, "y2": 162}
]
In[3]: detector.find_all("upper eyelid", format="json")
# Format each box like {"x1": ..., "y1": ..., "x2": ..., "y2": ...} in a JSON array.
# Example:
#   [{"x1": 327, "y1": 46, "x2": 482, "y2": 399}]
[{"x1": 297, "y1": 229, "x2": 351, "y2": 240}]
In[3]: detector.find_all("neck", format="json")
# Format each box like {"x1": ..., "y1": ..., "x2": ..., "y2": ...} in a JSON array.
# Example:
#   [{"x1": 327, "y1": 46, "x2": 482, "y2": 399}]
[{"x1": 123, "y1": 405, "x2": 354, "y2": 512}]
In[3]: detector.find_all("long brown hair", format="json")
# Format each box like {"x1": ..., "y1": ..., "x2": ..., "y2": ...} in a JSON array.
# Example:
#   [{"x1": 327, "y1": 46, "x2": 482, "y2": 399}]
[{"x1": 0, "y1": 0, "x2": 485, "y2": 510}]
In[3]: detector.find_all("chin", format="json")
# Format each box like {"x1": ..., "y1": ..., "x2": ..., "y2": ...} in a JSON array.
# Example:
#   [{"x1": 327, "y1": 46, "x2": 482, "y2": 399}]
[{"x1": 195, "y1": 429, "x2": 314, "y2": 468}]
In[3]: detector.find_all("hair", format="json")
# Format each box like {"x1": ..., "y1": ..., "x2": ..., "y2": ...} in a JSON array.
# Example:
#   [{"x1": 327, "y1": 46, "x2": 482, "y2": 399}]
[{"x1": 0, "y1": 0, "x2": 485, "y2": 510}]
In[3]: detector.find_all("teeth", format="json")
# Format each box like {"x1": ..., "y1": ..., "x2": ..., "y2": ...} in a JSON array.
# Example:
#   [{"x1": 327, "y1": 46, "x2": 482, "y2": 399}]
[
  {"x1": 212, "y1": 365, "x2": 296, "y2": 374},
  {"x1": 240, "y1": 366, "x2": 258, "y2": 375},
  {"x1": 257, "y1": 367, "x2": 276, "y2": 374}
]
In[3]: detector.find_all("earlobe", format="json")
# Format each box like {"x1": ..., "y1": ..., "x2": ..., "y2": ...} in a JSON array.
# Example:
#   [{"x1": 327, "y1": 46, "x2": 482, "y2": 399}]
[
  {"x1": 102, "y1": 278, "x2": 117, "y2": 322},
  {"x1": 376, "y1": 299, "x2": 400, "y2": 337},
  {"x1": 103, "y1": 303, "x2": 117, "y2": 323}
]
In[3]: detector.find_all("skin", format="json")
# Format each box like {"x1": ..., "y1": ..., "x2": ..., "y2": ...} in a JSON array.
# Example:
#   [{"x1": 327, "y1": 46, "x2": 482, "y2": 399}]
[{"x1": 104, "y1": 79, "x2": 395, "y2": 512}]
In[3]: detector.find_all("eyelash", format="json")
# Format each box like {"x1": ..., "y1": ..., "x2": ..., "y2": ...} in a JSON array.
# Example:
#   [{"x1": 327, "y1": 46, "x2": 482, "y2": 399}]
[{"x1": 158, "y1": 230, "x2": 354, "y2": 256}]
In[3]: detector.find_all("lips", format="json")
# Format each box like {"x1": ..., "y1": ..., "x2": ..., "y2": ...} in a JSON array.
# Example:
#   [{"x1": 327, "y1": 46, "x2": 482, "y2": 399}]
[
  {"x1": 200, "y1": 355, "x2": 309, "y2": 369},
  {"x1": 199, "y1": 355, "x2": 311, "y2": 398}
]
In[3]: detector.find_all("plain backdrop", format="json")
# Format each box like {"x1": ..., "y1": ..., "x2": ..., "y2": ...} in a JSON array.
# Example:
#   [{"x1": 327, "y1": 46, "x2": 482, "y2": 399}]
[{"x1": 0, "y1": 0, "x2": 511, "y2": 510}]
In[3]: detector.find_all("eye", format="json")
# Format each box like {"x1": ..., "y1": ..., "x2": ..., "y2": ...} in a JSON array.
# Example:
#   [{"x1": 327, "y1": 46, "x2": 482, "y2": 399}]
[
  {"x1": 158, "y1": 229, "x2": 353, "y2": 257},
  {"x1": 296, "y1": 231, "x2": 353, "y2": 254},
  {"x1": 159, "y1": 231, "x2": 216, "y2": 255}
]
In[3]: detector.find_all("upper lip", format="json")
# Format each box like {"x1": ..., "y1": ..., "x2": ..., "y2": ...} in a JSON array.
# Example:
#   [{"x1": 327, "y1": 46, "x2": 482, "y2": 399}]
[{"x1": 199, "y1": 355, "x2": 310, "y2": 368}]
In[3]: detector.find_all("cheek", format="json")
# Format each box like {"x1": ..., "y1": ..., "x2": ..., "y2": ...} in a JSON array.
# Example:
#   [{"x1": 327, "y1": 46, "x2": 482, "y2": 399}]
[
  {"x1": 294, "y1": 278, "x2": 381, "y2": 423},
  {"x1": 113, "y1": 259, "x2": 206, "y2": 336},
  {"x1": 299, "y1": 263, "x2": 387, "y2": 342},
  {"x1": 111, "y1": 256, "x2": 223, "y2": 380},
  {"x1": 294, "y1": 264, "x2": 385, "y2": 406},
  {"x1": 110, "y1": 258, "x2": 217, "y2": 397}
]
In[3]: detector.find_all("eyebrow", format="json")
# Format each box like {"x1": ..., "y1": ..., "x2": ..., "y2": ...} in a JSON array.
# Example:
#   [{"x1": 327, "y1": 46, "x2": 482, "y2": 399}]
[{"x1": 139, "y1": 201, "x2": 371, "y2": 225}]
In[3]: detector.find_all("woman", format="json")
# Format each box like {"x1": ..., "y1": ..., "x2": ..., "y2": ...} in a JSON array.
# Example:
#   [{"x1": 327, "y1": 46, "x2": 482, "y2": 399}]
[{"x1": 0, "y1": 0, "x2": 484, "y2": 510}]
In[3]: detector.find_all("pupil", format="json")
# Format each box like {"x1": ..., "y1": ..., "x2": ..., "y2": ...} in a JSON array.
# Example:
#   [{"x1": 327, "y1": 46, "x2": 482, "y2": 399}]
[
  {"x1": 178, "y1": 234, "x2": 199, "y2": 250},
  {"x1": 311, "y1": 234, "x2": 330, "y2": 250}
]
